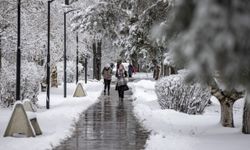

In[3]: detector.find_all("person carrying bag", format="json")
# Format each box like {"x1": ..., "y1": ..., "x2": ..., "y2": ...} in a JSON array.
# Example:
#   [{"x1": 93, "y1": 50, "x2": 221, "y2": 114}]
[{"x1": 115, "y1": 62, "x2": 129, "y2": 101}]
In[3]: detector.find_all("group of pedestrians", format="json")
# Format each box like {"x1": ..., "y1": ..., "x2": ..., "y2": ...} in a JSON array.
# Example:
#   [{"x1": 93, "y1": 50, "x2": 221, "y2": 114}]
[{"x1": 102, "y1": 61, "x2": 135, "y2": 101}]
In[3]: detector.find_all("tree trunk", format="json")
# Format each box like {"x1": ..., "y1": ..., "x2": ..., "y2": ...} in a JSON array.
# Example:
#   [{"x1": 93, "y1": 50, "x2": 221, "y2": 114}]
[
  {"x1": 0, "y1": 34, "x2": 2, "y2": 72},
  {"x1": 51, "y1": 66, "x2": 58, "y2": 88},
  {"x1": 0, "y1": 34, "x2": 2, "y2": 101},
  {"x1": 131, "y1": 53, "x2": 139, "y2": 72},
  {"x1": 92, "y1": 41, "x2": 96, "y2": 79},
  {"x1": 92, "y1": 39, "x2": 102, "y2": 80},
  {"x1": 96, "y1": 39, "x2": 102, "y2": 80},
  {"x1": 211, "y1": 87, "x2": 242, "y2": 128},
  {"x1": 0, "y1": 35, "x2": 2, "y2": 102},
  {"x1": 219, "y1": 97, "x2": 235, "y2": 127},
  {"x1": 242, "y1": 91, "x2": 250, "y2": 134}
]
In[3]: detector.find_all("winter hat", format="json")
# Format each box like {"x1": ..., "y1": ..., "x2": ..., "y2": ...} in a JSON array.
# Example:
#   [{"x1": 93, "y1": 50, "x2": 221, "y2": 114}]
[
  {"x1": 105, "y1": 63, "x2": 110, "y2": 68},
  {"x1": 119, "y1": 64, "x2": 124, "y2": 70}
]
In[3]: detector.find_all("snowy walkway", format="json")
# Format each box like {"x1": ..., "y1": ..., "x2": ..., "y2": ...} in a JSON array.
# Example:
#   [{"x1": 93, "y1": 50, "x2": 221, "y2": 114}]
[
  {"x1": 53, "y1": 84, "x2": 149, "y2": 150},
  {"x1": 0, "y1": 81, "x2": 103, "y2": 150}
]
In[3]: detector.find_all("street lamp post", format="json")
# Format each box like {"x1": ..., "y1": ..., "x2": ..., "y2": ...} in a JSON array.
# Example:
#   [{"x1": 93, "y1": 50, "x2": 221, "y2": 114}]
[
  {"x1": 16, "y1": 0, "x2": 21, "y2": 101},
  {"x1": 63, "y1": 11, "x2": 67, "y2": 97},
  {"x1": 85, "y1": 57, "x2": 87, "y2": 84},
  {"x1": 63, "y1": 0, "x2": 69, "y2": 98},
  {"x1": 46, "y1": 0, "x2": 55, "y2": 109},
  {"x1": 76, "y1": 32, "x2": 79, "y2": 84}
]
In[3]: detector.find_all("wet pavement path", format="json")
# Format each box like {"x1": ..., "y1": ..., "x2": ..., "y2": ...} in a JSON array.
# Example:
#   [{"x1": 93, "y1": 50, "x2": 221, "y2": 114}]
[{"x1": 53, "y1": 84, "x2": 149, "y2": 150}]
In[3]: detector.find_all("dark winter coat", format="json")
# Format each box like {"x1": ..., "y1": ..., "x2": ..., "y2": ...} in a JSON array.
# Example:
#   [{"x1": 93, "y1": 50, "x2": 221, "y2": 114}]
[{"x1": 128, "y1": 64, "x2": 134, "y2": 76}]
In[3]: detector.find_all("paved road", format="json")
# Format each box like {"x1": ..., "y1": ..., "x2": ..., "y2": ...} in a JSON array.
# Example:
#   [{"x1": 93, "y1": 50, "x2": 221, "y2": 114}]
[{"x1": 53, "y1": 85, "x2": 149, "y2": 150}]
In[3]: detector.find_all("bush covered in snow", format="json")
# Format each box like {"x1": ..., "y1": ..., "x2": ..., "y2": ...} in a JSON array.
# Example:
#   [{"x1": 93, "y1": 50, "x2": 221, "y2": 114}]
[
  {"x1": 57, "y1": 61, "x2": 83, "y2": 83},
  {"x1": 155, "y1": 72, "x2": 211, "y2": 114},
  {"x1": 21, "y1": 61, "x2": 43, "y2": 104},
  {"x1": 0, "y1": 60, "x2": 42, "y2": 106},
  {"x1": 0, "y1": 63, "x2": 16, "y2": 106}
]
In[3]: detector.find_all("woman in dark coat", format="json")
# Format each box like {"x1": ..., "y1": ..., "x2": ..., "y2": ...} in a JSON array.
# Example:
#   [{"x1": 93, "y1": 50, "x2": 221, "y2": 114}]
[
  {"x1": 128, "y1": 63, "x2": 134, "y2": 78},
  {"x1": 116, "y1": 61, "x2": 127, "y2": 101}
]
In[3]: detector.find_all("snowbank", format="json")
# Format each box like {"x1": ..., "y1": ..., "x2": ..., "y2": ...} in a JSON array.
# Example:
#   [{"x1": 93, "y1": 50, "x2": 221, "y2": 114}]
[
  {"x1": 0, "y1": 81, "x2": 102, "y2": 150},
  {"x1": 130, "y1": 79, "x2": 250, "y2": 150}
]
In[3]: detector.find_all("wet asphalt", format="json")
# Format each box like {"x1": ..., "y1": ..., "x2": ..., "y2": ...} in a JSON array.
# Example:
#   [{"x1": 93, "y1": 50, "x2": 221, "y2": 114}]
[{"x1": 53, "y1": 83, "x2": 149, "y2": 150}]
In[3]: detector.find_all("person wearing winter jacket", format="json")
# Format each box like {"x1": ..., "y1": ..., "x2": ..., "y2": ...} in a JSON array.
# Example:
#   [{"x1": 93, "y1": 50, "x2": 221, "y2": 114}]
[
  {"x1": 102, "y1": 64, "x2": 112, "y2": 95},
  {"x1": 128, "y1": 63, "x2": 134, "y2": 78},
  {"x1": 115, "y1": 61, "x2": 128, "y2": 101}
]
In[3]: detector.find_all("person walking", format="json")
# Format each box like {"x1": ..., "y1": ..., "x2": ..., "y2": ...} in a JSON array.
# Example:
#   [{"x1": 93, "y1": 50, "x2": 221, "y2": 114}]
[
  {"x1": 152, "y1": 59, "x2": 160, "y2": 80},
  {"x1": 128, "y1": 63, "x2": 134, "y2": 78},
  {"x1": 115, "y1": 61, "x2": 128, "y2": 101},
  {"x1": 102, "y1": 64, "x2": 112, "y2": 95}
]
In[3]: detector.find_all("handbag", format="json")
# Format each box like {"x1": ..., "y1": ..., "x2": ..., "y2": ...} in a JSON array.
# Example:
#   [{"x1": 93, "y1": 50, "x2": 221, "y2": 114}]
[
  {"x1": 117, "y1": 78, "x2": 127, "y2": 86},
  {"x1": 123, "y1": 84, "x2": 129, "y2": 91},
  {"x1": 124, "y1": 70, "x2": 128, "y2": 77},
  {"x1": 115, "y1": 83, "x2": 118, "y2": 90}
]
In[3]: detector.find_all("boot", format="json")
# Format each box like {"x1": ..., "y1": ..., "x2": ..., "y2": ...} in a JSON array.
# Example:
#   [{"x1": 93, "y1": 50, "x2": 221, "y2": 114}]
[
  {"x1": 108, "y1": 91, "x2": 110, "y2": 96},
  {"x1": 104, "y1": 90, "x2": 106, "y2": 95}
]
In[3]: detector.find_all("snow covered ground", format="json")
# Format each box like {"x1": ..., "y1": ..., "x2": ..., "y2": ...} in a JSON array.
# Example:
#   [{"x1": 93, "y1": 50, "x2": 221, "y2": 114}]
[
  {"x1": 130, "y1": 79, "x2": 250, "y2": 150},
  {"x1": 0, "y1": 81, "x2": 102, "y2": 150},
  {"x1": 133, "y1": 72, "x2": 153, "y2": 80},
  {"x1": 1, "y1": 72, "x2": 249, "y2": 150}
]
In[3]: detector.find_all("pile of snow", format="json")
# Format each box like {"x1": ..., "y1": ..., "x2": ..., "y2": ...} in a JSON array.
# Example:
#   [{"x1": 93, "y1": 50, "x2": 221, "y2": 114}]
[
  {"x1": 133, "y1": 72, "x2": 153, "y2": 80},
  {"x1": 155, "y1": 73, "x2": 211, "y2": 114},
  {"x1": 131, "y1": 79, "x2": 250, "y2": 150},
  {"x1": 0, "y1": 81, "x2": 102, "y2": 150}
]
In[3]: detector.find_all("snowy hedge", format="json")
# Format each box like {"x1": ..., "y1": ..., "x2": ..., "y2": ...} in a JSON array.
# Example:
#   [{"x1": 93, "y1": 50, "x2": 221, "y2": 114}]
[
  {"x1": 155, "y1": 73, "x2": 211, "y2": 114},
  {"x1": 57, "y1": 61, "x2": 83, "y2": 83},
  {"x1": 0, "y1": 60, "x2": 42, "y2": 106}
]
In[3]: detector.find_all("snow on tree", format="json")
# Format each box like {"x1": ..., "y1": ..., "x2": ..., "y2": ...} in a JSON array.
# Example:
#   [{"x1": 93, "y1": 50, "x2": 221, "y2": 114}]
[
  {"x1": 155, "y1": 70, "x2": 211, "y2": 114},
  {"x1": 0, "y1": 0, "x2": 79, "y2": 105},
  {"x1": 71, "y1": 0, "x2": 130, "y2": 79},
  {"x1": 164, "y1": 0, "x2": 250, "y2": 133},
  {"x1": 0, "y1": 0, "x2": 49, "y2": 106},
  {"x1": 56, "y1": 60, "x2": 83, "y2": 83},
  {"x1": 20, "y1": 61, "x2": 43, "y2": 104},
  {"x1": 70, "y1": 0, "x2": 171, "y2": 74},
  {"x1": 0, "y1": 0, "x2": 17, "y2": 65},
  {"x1": 71, "y1": 1, "x2": 128, "y2": 40},
  {"x1": 117, "y1": 0, "x2": 170, "y2": 71},
  {"x1": 0, "y1": 59, "x2": 42, "y2": 106}
]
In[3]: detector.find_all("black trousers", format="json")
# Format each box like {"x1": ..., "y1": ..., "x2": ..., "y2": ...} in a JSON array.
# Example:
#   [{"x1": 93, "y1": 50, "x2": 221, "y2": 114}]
[
  {"x1": 117, "y1": 86, "x2": 124, "y2": 98},
  {"x1": 104, "y1": 79, "x2": 111, "y2": 92}
]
